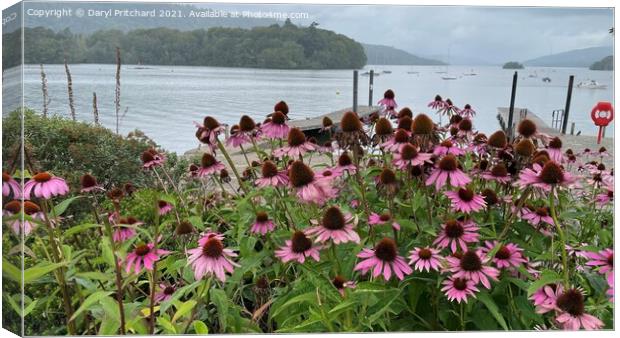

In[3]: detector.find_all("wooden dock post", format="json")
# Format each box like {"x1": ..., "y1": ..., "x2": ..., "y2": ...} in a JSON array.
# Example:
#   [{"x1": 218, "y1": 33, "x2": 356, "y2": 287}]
[
  {"x1": 561, "y1": 75, "x2": 574, "y2": 134},
  {"x1": 507, "y1": 71, "x2": 518, "y2": 139},
  {"x1": 570, "y1": 122, "x2": 575, "y2": 135},
  {"x1": 353, "y1": 70, "x2": 359, "y2": 113},
  {"x1": 368, "y1": 70, "x2": 374, "y2": 106}
]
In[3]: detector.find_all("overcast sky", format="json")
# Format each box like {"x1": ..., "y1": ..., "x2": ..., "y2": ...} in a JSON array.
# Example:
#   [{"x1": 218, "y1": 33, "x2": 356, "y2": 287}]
[{"x1": 207, "y1": 4, "x2": 614, "y2": 64}]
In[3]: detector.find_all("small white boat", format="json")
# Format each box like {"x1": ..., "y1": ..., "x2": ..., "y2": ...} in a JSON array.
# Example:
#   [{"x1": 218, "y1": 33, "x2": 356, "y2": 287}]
[
  {"x1": 441, "y1": 75, "x2": 458, "y2": 80},
  {"x1": 382, "y1": 70, "x2": 392, "y2": 74},
  {"x1": 576, "y1": 80, "x2": 607, "y2": 89},
  {"x1": 463, "y1": 69, "x2": 477, "y2": 76}
]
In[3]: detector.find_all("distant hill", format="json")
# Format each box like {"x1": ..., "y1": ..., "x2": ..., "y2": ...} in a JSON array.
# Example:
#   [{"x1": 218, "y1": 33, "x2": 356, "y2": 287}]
[
  {"x1": 590, "y1": 55, "x2": 613, "y2": 70},
  {"x1": 523, "y1": 46, "x2": 613, "y2": 68},
  {"x1": 503, "y1": 61, "x2": 524, "y2": 69},
  {"x1": 362, "y1": 44, "x2": 445, "y2": 65}
]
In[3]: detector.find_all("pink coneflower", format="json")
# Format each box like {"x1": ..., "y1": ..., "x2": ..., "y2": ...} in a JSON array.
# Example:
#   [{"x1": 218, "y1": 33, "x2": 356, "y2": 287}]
[
  {"x1": 446, "y1": 249, "x2": 499, "y2": 289},
  {"x1": 261, "y1": 112, "x2": 290, "y2": 139},
  {"x1": 555, "y1": 288, "x2": 604, "y2": 330},
  {"x1": 333, "y1": 152, "x2": 357, "y2": 176},
  {"x1": 197, "y1": 153, "x2": 225, "y2": 177},
  {"x1": 482, "y1": 241, "x2": 526, "y2": 269},
  {"x1": 225, "y1": 125, "x2": 251, "y2": 148},
  {"x1": 584, "y1": 249, "x2": 613, "y2": 274},
  {"x1": 480, "y1": 163, "x2": 512, "y2": 184},
  {"x1": 434, "y1": 219, "x2": 479, "y2": 253},
  {"x1": 378, "y1": 89, "x2": 397, "y2": 115},
  {"x1": 597, "y1": 146, "x2": 610, "y2": 158},
  {"x1": 226, "y1": 115, "x2": 257, "y2": 148},
  {"x1": 187, "y1": 232, "x2": 239, "y2": 282},
  {"x1": 125, "y1": 241, "x2": 170, "y2": 274},
  {"x1": 355, "y1": 238, "x2": 412, "y2": 281},
  {"x1": 521, "y1": 206, "x2": 554, "y2": 227},
  {"x1": 79, "y1": 174, "x2": 103, "y2": 193},
  {"x1": 255, "y1": 161, "x2": 288, "y2": 188},
  {"x1": 428, "y1": 94, "x2": 446, "y2": 110},
  {"x1": 433, "y1": 140, "x2": 466, "y2": 156},
  {"x1": 273, "y1": 128, "x2": 318, "y2": 158},
  {"x1": 409, "y1": 247, "x2": 442, "y2": 272},
  {"x1": 368, "y1": 212, "x2": 401, "y2": 231},
  {"x1": 2, "y1": 172, "x2": 21, "y2": 198},
  {"x1": 23, "y1": 172, "x2": 69, "y2": 199},
  {"x1": 595, "y1": 181, "x2": 613, "y2": 206},
  {"x1": 158, "y1": 200, "x2": 173, "y2": 216},
  {"x1": 393, "y1": 144, "x2": 432, "y2": 170},
  {"x1": 315, "y1": 168, "x2": 337, "y2": 182},
  {"x1": 444, "y1": 188, "x2": 486, "y2": 214},
  {"x1": 288, "y1": 161, "x2": 335, "y2": 205},
  {"x1": 438, "y1": 99, "x2": 460, "y2": 117},
  {"x1": 141, "y1": 148, "x2": 166, "y2": 169},
  {"x1": 459, "y1": 104, "x2": 476, "y2": 118},
  {"x1": 606, "y1": 273, "x2": 614, "y2": 302},
  {"x1": 332, "y1": 275, "x2": 356, "y2": 297},
  {"x1": 516, "y1": 161, "x2": 577, "y2": 192},
  {"x1": 380, "y1": 129, "x2": 411, "y2": 152},
  {"x1": 112, "y1": 216, "x2": 142, "y2": 242},
  {"x1": 3, "y1": 200, "x2": 44, "y2": 235},
  {"x1": 196, "y1": 116, "x2": 226, "y2": 147},
  {"x1": 546, "y1": 137, "x2": 564, "y2": 163},
  {"x1": 155, "y1": 283, "x2": 176, "y2": 303},
  {"x1": 441, "y1": 277, "x2": 480, "y2": 303},
  {"x1": 530, "y1": 283, "x2": 563, "y2": 314},
  {"x1": 251, "y1": 211, "x2": 276, "y2": 235},
  {"x1": 306, "y1": 206, "x2": 360, "y2": 244},
  {"x1": 275, "y1": 231, "x2": 322, "y2": 264},
  {"x1": 426, "y1": 155, "x2": 471, "y2": 190}
]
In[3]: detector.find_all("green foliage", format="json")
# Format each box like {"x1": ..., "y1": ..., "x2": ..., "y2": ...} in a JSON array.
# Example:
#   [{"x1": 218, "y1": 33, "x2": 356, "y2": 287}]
[
  {"x1": 502, "y1": 61, "x2": 524, "y2": 69},
  {"x1": 589, "y1": 55, "x2": 613, "y2": 70},
  {"x1": 9, "y1": 21, "x2": 367, "y2": 69}
]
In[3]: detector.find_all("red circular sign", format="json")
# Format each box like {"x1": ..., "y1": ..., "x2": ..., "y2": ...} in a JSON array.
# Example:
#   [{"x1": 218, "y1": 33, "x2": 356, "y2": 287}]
[{"x1": 591, "y1": 101, "x2": 614, "y2": 127}]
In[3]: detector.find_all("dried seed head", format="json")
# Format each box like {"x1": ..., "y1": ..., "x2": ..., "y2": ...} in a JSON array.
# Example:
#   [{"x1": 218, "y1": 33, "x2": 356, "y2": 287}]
[
  {"x1": 379, "y1": 168, "x2": 397, "y2": 185},
  {"x1": 375, "y1": 117, "x2": 393, "y2": 136},
  {"x1": 374, "y1": 238, "x2": 397, "y2": 262},
  {"x1": 410, "y1": 165, "x2": 423, "y2": 177},
  {"x1": 411, "y1": 114, "x2": 434, "y2": 135},
  {"x1": 515, "y1": 139, "x2": 536, "y2": 157},
  {"x1": 322, "y1": 116, "x2": 333, "y2": 128},
  {"x1": 517, "y1": 119, "x2": 537, "y2": 137},
  {"x1": 332, "y1": 275, "x2": 346, "y2": 289},
  {"x1": 487, "y1": 131, "x2": 508, "y2": 148},
  {"x1": 107, "y1": 187, "x2": 124, "y2": 201},
  {"x1": 338, "y1": 153, "x2": 353, "y2": 167},
  {"x1": 288, "y1": 161, "x2": 314, "y2": 187},
  {"x1": 239, "y1": 115, "x2": 256, "y2": 132},
  {"x1": 340, "y1": 111, "x2": 363, "y2": 132},
  {"x1": 80, "y1": 174, "x2": 98, "y2": 189},
  {"x1": 175, "y1": 220, "x2": 195, "y2": 235}
]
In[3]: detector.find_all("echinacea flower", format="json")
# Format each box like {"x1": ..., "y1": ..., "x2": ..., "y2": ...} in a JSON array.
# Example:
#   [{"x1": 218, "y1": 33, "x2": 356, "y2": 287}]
[
  {"x1": 332, "y1": 275, "x2": 356, "y2": 297},
  {"x1": 354, "y1": 237, "x2": 412, "y2": 281},
  {"x1": 584, "y1": 249, "x2": 613, "y2": 274},
  {"x1": 380, "y1": 129, "x2": 411, "y2": 152},
  {"x1": 482, "y1": 240, "x2": 527, "y2": 269},
  {"x1": 274, "y1": 128, "x2": 318, "y2": 158},
  {"x1": 333, "y1": 152, "x2": 357, "y2": 176},
  {"x1": 480, "y1": 163, "x2": 512, "y2": 184},
  {"x1": 112, "y1": 216, "x2": 142, "y2": 242},
  {"x1": 595, "y1": 182, "x2": 613, "y2": 207},
  {"x1": 155, "y1": 283, "x2": 176, "y2": 303},
  {"x1": 261, "y1": 111, "x2": 290, "y2": 139},
  {"x1": 368, "y1": 212, "x2": 401, "y2": 231},
  {"x1": 2, "y1": 172, "x2": 21, "y2": 198},
  {"x1": 428, "y1": 94, "x2": 446, "y2": 110},
  {"x1": 335, "y1": 111, "x2": 370, "y2": 150},
  {"x1": 444, "y1": 188, "x2": 487, "y2": 214},
  {"x1": 378, "y1": 89, "x2": 397, "y2": 115},
  {"x1": 197, "y1": 153, "x2": 225, "y2": 177},
  {"x1": 546, "y1": 137, "x2": 564, "y2": 163},
  {"x1": 2, "y1": 200, "x2": 44, "y2": 235},
  {"x1": 141, "y1": 148, "x2": 166, "y2": 169},
  {"x1": 606, "y1": 273, "x2": 614, "y2": 302},
  {"x1": 441, "y1": 276, "x2": 480, "y2": 303},
  {"x1": 393, "y1": 144, "x2": 433, "y2": 169},
  {"x1": 288, "y1": 161, "x2": 335, "y2": 205},
  {"x1": 373, "y1": 117, "x2": 394, "y2": 144},
  {"x1": 125, "y1": 242, "x2": 170, "y2": 274},
  {"x1": 23, "y1": 172, "x2": 69, "y2": 199},
  {"x1": 520, "y1": 206, "x2": 554, "y2": 227},
  {"x1": 446, "y1": 249, "x2": 499, "y2": 289},
  {"x1": 158, "y1": 200, "x2": 173, "y2": 216},
  {"x1": 275, "y1": 231, "x2": 322, "y2": 264},
  {"x1": 409, "y1": 247, "x2": 442, "y2": 272},
  {"x1": 459, "y1": 104, "x2": 476, "y2": 119},
  {"x1": 555, "y1": 288, "x2": 604, "y2": 330},
  {"x1": 226, "y1": 115, "x2": 257, "y2": 148},
  {"x1": 516, "y1": 161, "x2": 577, "y2": 192},
  {"x1": 433, "y1": 140, "x2": 465, "y2": 156},
  {"x1": 306, "y1": 206, "x2": 360, "y2": 244},
  {"x1": 531, "y1": 283, "x2": 564, "y2": 314},
  {"x1": 434, "y1": 219, "x2": 480, "y2": 253},
  {"x1": 225, "y1": 125, "x2": 251, "y2": 148},
  {"x1": 80, "y1": 174, "x2": 103, "y2": 193},
  {"x1": 187, "y1": 232, "x2": 239, "y2": 282},
  {"x1": 196, "y1": 116, "x2": 226, "y2": 147},
  {"x1": 426, "y1": 155, "x2": 471, "y2": 190},
  {"x1": 251, "y1": 211, "x2": 276, "y2": 235},
  {"x1": 255, "y1": 160, "x2": 288, "y2": 188}
]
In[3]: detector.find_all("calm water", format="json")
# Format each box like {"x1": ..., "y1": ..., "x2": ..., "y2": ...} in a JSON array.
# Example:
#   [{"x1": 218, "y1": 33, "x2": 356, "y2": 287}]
[{"x1": 3, "y1": 64, "x2": 614, "y2": 154}]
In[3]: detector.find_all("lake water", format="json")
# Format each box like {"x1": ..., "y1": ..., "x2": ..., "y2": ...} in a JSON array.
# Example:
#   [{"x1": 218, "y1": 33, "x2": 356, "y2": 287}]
[{"x1": 3, "y1": 64, "x2": 614, "y2": 154}]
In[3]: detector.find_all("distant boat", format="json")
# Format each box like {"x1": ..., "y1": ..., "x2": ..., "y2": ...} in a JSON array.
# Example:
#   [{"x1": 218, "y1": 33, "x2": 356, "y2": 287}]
[
  {"x1": 576, "y1": 80, "x2": 607, "y2": 89},
  {"x1": 407, "y1": 71, "x2": 419, "y2": 74},
  {"x1": 463, "y1": 69, "x2": 477, "y2": 76},
  {"x1": 435, "y1": 71, "x2": 448, "y2": 74},
  {"x1": 542, "y1": 77, "x2": 551, "y2": 83},
  {"x1": 382, "y1": 70, "x2": 392, "y2": 74},
  {"x1": 441, "y1": 75, "x2": 458, "y2": 80},
  {"x1": 361, "y1": 71, "x2": 380, "y2": 77},
  {"x1": 528, "y1": 72, "x2": 538, "y2": 78}
]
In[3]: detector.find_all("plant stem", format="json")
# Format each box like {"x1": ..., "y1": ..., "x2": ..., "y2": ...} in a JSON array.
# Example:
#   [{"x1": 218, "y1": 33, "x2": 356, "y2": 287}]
[
  {"x1": 217, "y1": 139, "x2": 249, "y2": 195},
  {"x1": 548, "y1": 186, "x2": 570, "y2": 288}
]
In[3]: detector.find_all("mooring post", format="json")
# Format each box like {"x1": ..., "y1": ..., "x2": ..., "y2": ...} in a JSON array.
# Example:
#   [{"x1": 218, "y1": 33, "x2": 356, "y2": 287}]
[
  {"x1": 353, "y1": 70, "x2": 359, "y2": 113},
  {"x1": 570, "y1": 122, "x2": 575, "y2": 135},
  {"x1": 507, "y1": 71, "x2": 518, "y2": 139},
  {"x1": 368, "y1": 70, "x2": 374, "y2": 106},
  {"x1": 561, "y1": 75, "x2": 574, "y2": 134}
]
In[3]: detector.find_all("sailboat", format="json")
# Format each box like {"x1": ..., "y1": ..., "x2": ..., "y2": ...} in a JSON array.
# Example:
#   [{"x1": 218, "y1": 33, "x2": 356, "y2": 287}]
[{"x1": 463, "y1": 68, "x2": 477, "y2": 76}]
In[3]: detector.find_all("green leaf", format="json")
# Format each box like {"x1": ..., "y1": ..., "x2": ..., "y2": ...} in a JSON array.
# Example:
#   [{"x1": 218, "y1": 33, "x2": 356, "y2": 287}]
[
  {"x1": 527, "y1": 270, "x2": 563, "y2": 296},
  {"x1": 192, "y1": 320, "x2": 209, "y2": 334},
  {"x1": 52, "y1": 196, "x2": 81, "y2": 216},
  {"x1": 157, "y1": 317, "x2": 177, "y2": 334},
  {"x1": 64, "y1": 223, "x2": 101, "y2": 238},
  {"x1": 210, "y1": 288, "x2": 229, "y2": 331},
  {"x1": 476, "y1": 291, "x2": 508, "y2": 330},
  {"x1": 270, "y1": 291, "x2": 316, "y2": 319},
  {"x1": 171, "y1": 300, "x2": 196, "y2": 323},
  {"x1": 2, "y1": 257, "x2": 22, "y2": 283},
  {"x1": 70, "y1": 291, "x2": 113, "y2": 321},
  {"x1": 23, "y1": 299, "x2": 38, "y2": 317},
  {"x1": 328, "y1": 299, "x2": 357, "y2": 316},
  {"x1": 24, "y1": 261, "x2": 67, "y2": 284}
]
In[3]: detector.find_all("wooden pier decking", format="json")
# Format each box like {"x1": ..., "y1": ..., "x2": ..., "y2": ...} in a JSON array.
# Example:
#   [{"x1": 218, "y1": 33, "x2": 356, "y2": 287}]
[
  {"x1": 496, "y1": 107, "x2": 613, "y2": 154},
  {"x1": 289, "y1": 105, "x2": 381, "y2": 131}
]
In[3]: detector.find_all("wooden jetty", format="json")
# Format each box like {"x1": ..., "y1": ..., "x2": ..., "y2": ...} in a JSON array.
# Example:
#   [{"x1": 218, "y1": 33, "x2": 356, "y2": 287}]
[{"x1": 290, "y1": 105, "x2": 381, "y2": 131}]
